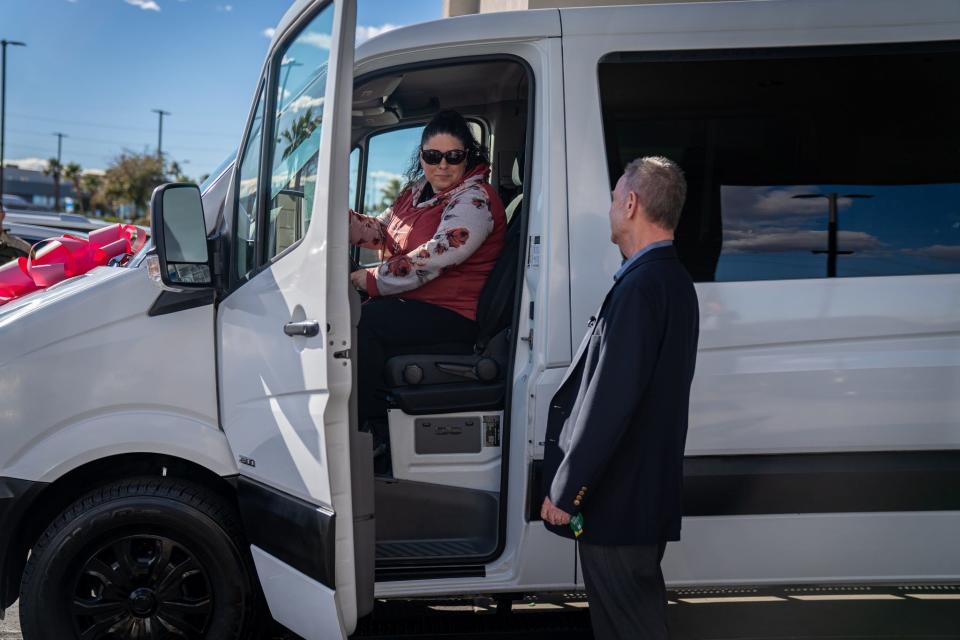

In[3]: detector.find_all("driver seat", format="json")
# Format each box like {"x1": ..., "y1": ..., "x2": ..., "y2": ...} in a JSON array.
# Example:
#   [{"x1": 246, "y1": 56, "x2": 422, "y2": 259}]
[{"x1": 382, "y1": 166, "x2": 523, "y2": 414}]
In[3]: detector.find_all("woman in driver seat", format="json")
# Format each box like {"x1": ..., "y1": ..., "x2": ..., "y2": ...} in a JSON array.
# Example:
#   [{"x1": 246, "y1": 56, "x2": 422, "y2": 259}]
[{"x1": 349, "y1": 109, "x2": 507, "y2": 429}]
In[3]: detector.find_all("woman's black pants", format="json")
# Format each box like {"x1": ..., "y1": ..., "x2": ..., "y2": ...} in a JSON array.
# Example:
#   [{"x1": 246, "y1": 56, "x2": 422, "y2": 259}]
[{"x1": 357, "y1": 297, "x2": 478, "y2": 425}]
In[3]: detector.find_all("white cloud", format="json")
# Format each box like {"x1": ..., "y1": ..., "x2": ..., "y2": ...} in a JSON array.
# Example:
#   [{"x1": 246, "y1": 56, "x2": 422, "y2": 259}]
[
  {"x1": 264, "y1": 23, "x2": 397, "y2": 49},
  {"x1": 368, "y1": 170, "x2": 403, "y2": 183},
  {"x1": 216, "y1": 4, "x2": 233, "y2": 12},
  {"x1": 4, "y1": 158, "x2": 105, "y2": 174},
  {"x1": 722, "y1": 185, "x2": 858, "y2": 221},
  {"x1": 356, "y1": 23, "x2": 398, "y2": 45},
  {"x1": 722, "y1": 229, "x2": 883, "y2": 254},
  {"x1": 3, "y1": 158, "x2": 49, "y2": 172},
  {"x1": 755, "y1": 187, "x2": 859, "y2": 216},
  {"x1": 125, "y1": 0, "x2": 161, "y2": 11},
  {"x1": 903, "y1": 244, "x2": 960, "y2": 261},
  {"x1": 300, "y1": 31, "x2": 331, "y2": 50}
]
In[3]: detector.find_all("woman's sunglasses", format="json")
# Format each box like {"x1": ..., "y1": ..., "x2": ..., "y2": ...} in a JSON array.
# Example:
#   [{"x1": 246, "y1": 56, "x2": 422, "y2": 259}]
[{"x1": 420, "y1": 148, "x2": 467, "y2": 165}]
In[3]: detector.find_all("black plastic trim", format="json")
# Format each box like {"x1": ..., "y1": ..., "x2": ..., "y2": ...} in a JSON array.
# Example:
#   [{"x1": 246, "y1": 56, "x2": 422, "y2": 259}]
[
  {"x1": 683, "y1": 450, "x2": 960, "y2": 516},
  {"x1": 600, "y1": 40, "x2": 960, "y2": 65},
  {"x1": 528, "y1": 451, "x2": 960, "y2": 522},
  {"x1": 388, "y1": 382, "x2": 505, "y2": 416},
  {"x1": 375, "y1": 564, "x2": 485, "y2": 582},
  {"x1": 526, "y1": 459, "x2": 544, "y2": 522},
  {"x1": 147, "y1": 289, "x2": 215, "y2": 317},
  {"x1": 0, "y1": 477, "x2": 47, "y2": 611},
  {"x1": 235, "y1": 476, "x2": 336, "y2": 589}
]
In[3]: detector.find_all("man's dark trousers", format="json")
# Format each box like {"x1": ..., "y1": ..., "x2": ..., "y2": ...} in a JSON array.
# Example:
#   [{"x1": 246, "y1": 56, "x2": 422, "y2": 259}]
[
  {"x1": 541, "y1": 244, "x2": 699, "y2": 639},
  {"x1": 579, "y1": 542, "x2": 667, "y2": 640}
]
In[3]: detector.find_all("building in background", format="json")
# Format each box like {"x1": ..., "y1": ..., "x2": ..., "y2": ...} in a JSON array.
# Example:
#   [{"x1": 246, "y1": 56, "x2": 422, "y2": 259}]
[
  {"x1": 1, "y1": 166, "x2": 76, "y2": 212},
  {"x1": 443, "y1": 0, "x2": 725, "y2": 16}
]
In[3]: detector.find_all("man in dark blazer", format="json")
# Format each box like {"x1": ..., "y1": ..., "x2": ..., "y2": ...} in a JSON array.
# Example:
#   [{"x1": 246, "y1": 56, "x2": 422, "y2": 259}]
[{"x1": 541, "y1": 156, "x2": 699, "y2": 640}]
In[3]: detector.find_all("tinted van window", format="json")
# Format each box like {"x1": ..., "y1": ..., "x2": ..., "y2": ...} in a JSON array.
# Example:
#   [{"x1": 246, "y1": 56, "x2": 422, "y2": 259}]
[{"x1": 598, "y1": 45, "x2": 960, "y2": 282}]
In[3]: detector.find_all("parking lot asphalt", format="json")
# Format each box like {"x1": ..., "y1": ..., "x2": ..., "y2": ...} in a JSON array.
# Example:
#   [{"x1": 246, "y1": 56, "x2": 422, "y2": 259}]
[{"x1": 4, "y1": 585, "x2": 959, "y2": 639}]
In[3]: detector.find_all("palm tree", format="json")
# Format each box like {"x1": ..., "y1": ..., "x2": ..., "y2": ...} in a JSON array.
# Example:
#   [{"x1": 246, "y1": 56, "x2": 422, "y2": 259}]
[
  {"x1": 279, "y1": 108, "x2": 322, "y2": 160},
  {"x1": 168, "y1": 160, "x2": 191, "y2": 183},
  {"x1": 379, "y1": 178, "x2": 403, "y2": 210},
  {"x1": 63, "y1": 162, "x2": 83, "y2": 212},
  {"x1": 43, "y1": 158, "x2": 64, "y2": 211}
]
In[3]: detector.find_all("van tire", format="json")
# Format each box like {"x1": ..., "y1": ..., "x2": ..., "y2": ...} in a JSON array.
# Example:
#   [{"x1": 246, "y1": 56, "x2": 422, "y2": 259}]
[{"x1": 19, "y1": 477, "x2": 263, "y2": 640}]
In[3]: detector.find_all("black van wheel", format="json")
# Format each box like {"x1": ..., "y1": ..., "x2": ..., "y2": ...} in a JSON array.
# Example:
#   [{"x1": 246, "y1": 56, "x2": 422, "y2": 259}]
[{"x1": 19, "y1": 477, "x2": 261, "y2": 640}]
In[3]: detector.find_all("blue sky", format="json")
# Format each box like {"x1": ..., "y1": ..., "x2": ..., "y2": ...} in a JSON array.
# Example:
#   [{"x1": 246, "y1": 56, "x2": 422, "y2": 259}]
[{"x1": 0, "y1": 0, "x2": 442, "y2": 179}]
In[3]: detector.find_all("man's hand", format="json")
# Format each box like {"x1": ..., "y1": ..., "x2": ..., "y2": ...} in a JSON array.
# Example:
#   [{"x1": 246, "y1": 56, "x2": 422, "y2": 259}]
[
  {"x1": 541, "y1": 497, "x2": 571, "y2": 526},
  {"x1": 350, "y1": 269, "x2": 368, "y2": 291}
]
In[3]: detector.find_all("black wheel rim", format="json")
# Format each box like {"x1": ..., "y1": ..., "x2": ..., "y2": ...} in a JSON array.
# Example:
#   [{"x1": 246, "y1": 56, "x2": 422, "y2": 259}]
[{"x1": 70, "y1": 534, "x2": 214, "y2": 639}]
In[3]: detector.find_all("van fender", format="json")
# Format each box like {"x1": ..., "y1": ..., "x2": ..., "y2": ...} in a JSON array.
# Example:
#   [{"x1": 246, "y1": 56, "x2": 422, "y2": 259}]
[{"x1": 2, "y1": 409, "x2": 237, "y2": 482}]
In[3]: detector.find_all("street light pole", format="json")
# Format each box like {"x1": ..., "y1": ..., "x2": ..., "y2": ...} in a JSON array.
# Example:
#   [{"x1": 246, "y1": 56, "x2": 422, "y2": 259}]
[
  {"x1": 53, "y1": 131, "x2": 67, "y2": 211},
  {"x1": 793, "y1": 192, "x2": 873, "y2": 278},
  {"x1": 152, "y1": 108, "x2": 170, "y2": 166},
  {"x1": 0, "y1": 39, "x2": 27, "y2": 216}
]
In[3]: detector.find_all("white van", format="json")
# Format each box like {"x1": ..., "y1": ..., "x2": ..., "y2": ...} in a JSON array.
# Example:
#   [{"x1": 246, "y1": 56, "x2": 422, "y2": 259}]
[{"x1": 1, "y1": 0, "x2": 959, "y2": 637}]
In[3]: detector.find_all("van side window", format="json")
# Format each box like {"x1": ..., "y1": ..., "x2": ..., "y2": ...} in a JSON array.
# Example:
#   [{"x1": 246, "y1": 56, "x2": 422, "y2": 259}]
[
  {"x1": 356, "y1": 125, "x2": 423, "y2": 266},
  {"x1": 263, "y1": 5, "x2": 335, "y2": 262},
  {"x1": 597, "y1": 46, "x2": 960, "y2": 282},
  {"x1": 234, "y1": 89, "x2": 265, "y2": 281}
]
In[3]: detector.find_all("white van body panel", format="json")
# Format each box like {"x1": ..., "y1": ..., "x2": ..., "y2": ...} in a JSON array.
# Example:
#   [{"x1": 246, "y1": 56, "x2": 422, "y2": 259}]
[
  {"x1": 251, "y1": 546, "x2": 346, "y2": 640},
  {"x1": 560, "y1": 0, "x2": 960, "y2": 457},
  {"x1": 558, "y1": 0, "x2": 960, "y2": 587},
  {"x1": 0, "y1": 267, "x2": 232, "y2": 483},
  {"x1": 355, "y1": 8, "x2": 560, "y2": 62},
  {"x1": 691, "y1": 277, "x2": 960, "y2": 455},
  {"x1": 663, "y1": 512, "x2": 960, "y2": 586}
]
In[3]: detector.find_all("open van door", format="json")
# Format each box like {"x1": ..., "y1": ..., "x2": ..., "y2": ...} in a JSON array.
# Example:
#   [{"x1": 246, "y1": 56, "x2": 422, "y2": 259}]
[{"x1": 215, "y1": 1, "x2": 365, "y2": 638}]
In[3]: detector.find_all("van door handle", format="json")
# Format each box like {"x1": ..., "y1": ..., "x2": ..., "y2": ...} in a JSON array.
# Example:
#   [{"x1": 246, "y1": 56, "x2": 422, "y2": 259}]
[{"x1": 283, "y1": 320, "x2": 320, "y2": 337}]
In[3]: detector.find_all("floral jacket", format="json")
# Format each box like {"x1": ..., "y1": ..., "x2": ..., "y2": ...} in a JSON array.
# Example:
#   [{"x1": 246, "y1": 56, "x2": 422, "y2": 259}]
[{"x1": 349, "y1": 163, "x2": 506, "y2": 321}]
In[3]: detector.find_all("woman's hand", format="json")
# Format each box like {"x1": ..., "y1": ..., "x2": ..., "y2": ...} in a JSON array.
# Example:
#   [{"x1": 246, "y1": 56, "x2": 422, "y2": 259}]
[{"x1": 350, "y1": 269, "x2": 369, "y2": 291}]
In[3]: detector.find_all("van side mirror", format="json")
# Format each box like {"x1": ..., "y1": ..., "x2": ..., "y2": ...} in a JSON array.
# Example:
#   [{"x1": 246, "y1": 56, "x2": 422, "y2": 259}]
[{"x1": 148, "y1": 183, "x2": 212, "y2": 288}]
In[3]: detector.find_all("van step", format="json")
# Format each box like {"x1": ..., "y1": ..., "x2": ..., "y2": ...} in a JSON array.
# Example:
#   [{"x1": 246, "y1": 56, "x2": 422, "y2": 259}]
[{"x1": 376, "y1": 538, "x2": 489, "y2": 560}]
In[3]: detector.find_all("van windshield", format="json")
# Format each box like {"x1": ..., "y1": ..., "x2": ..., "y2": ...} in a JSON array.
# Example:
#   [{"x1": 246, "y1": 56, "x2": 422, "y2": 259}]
[{"x1": 200, "y1": 152, "x2": 237, "y2": 193}]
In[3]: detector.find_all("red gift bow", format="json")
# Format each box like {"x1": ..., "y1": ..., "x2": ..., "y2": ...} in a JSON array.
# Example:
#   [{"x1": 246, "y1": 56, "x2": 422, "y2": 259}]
[{"x1": 0, "y1": 223, "x2": 147, "y2": 306}]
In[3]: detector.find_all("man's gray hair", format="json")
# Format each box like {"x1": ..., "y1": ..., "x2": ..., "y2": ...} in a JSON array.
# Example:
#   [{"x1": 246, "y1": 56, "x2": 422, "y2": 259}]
[{"x1": 622, "y1": 156, "x2": 687, "y2": 231}]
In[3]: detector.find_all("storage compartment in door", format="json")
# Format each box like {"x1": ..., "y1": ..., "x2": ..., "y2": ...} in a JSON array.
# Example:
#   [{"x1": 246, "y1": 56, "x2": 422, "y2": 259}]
[{"x1": 415, "y1": 417, "x2": 484, "y2": 454}]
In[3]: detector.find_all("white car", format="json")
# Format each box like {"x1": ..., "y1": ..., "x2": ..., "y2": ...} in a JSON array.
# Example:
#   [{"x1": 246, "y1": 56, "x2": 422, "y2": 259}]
[{"x1": 1, "y1": 1, "x2": 959, "y2": 638}]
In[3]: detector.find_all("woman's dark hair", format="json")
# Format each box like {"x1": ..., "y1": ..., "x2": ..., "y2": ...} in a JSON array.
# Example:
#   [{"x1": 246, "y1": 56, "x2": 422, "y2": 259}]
[{"x1": 403, "y1": 109, "x2": 489, "y2": 189}]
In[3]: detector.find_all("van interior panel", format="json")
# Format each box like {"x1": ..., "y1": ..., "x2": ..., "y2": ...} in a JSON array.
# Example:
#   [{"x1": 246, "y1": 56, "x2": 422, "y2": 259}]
[{"x1": 351, "y1": 59, "x2": 529, "y2": 570}]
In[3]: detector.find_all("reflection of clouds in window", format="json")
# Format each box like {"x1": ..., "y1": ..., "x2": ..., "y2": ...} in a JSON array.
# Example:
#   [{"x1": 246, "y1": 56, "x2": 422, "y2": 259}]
[
  {"x1": 723, "y1": 229, "x2": 883, "y2": 254},
  {"x1": 288, "y1": 96, "x2": 324, "y2": 113},
  {"x1": 903, "y1": 244, "x2": 960, "y2": 260},
  {"x1": 278, "y1": 64, "x2": 327, "y2": 113},
  {"x1": 722, "y1": 185, "x2": 851, "y2": 229},
  {"x1": 238, "y1": 176, "x2": 258, "y2": 198},
  {"x1": 716, "y1": 183, "x2": 960, "y2": 280},
  {"x1": 299, "y1": 31, "x2": 331, "y2": 50}
]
